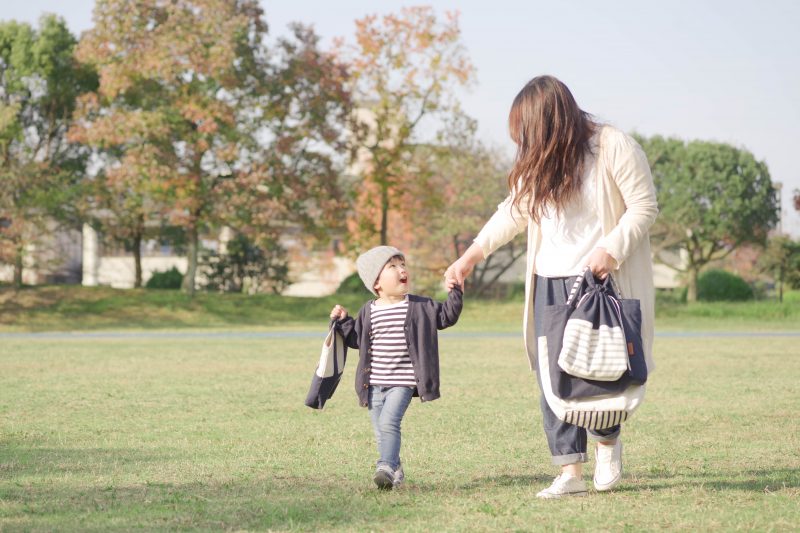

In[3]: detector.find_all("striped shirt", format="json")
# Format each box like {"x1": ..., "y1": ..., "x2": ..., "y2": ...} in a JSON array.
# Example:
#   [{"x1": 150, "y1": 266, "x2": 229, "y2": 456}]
[{"x1": 369, "y1": 298, "x2": 415, "y2": 387}]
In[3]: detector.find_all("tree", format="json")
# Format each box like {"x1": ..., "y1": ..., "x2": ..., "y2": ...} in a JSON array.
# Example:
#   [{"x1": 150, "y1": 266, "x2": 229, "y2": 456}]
[
  {"x1": 218, "y1": 23, "x2": 352, "y2": 264},
  {"x1": 73, "y1": 3, "x2": 351, "y2": 295},
  {"x1": 354, "y1": 110, "x2": 522, "y2": 295},
  {"x1": 73, "y1": 0, "x2": 269, "y2": 295},
  {"x1": 392, "y1": 112, "x2": 522, "y2": 295},
  {"x1": 340, "y1": 7, "x2": 474, "y2": 248},
  {"x1": 635, "y1": 135, "x2": 779, "y2": 302},
  {"x1": 0, "y1": 16, "x2": 97, "y2": 287},
  {"x1": 758, "y1": 235, "x2": 800, "y2": 301}
]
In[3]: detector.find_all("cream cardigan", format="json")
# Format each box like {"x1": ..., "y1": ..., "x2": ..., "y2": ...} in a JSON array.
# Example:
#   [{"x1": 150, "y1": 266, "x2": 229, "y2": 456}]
[{"x1": 474, "y1": 125, "x2": 659, "y2": 373}]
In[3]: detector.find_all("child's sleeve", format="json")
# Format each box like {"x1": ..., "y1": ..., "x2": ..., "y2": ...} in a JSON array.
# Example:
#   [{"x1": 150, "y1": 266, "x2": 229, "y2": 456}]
[
  {"x1": 436, "y1": 285, "x2": 463, "y2": 330},
  {"x1": 336, "y1": 312, "x2": 361, "y2": 349}
]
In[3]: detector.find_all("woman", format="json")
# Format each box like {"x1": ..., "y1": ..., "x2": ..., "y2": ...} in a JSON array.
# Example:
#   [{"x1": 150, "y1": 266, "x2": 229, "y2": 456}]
[{"x1": 445, "y1": 75, "x2": 658, "y2": 498}]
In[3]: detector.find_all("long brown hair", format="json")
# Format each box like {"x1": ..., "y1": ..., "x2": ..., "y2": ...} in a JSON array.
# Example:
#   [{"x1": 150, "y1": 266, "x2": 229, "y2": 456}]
[{"x1": 507, "y1": 75, "x2": 596, "y2": 224}]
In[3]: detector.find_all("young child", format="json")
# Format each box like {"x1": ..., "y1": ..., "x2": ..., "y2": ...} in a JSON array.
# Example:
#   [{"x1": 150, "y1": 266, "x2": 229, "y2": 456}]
[{"x1": 330, "y1": 245, "x2": 462, "y2": 490}]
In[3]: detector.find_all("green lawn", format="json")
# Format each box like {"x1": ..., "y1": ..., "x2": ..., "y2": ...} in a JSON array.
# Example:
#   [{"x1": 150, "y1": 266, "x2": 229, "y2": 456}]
[
  {"x1": 1, "y1": 285, "x2": 799, "y2": 333},
  {"x1": 1, "y1": 331, "x2": 798, "y2": 531}
]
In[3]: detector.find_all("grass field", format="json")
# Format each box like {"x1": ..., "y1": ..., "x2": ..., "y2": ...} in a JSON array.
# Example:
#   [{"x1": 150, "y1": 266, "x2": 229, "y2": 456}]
[
  {"x1": 1, "y1": 327, "x2": 799, "y2": 531},
  {"x1": 1, "y1": 285, "x2": 800, "y2": 333}
]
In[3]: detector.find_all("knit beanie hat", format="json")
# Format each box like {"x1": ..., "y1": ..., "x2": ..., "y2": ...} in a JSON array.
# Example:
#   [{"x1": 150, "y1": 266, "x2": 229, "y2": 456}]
[{"x1": 356, "y1": 245, "x2": 404, "y2": 296}]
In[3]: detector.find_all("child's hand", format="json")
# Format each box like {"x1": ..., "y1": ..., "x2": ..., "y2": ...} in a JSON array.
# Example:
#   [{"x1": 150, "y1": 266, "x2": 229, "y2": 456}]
[
  {"x1": 445, "y1": 277, "x2": 461, "y2": 292},
  {"x1": 330, "y1": 304, "x2": 348, "y2": 320}
]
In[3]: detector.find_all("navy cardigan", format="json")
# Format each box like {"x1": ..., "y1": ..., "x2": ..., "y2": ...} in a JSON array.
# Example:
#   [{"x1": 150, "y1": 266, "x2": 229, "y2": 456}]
[{"x1": 336, "y1": 287, "x2": 463, "y2": 407}]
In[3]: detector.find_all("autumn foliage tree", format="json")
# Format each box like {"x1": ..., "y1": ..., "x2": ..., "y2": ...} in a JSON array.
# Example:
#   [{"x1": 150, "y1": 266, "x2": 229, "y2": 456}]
[
  {"x1": 383, "y1": 112, "x2": 521, "y2": 294},
  {"x1": 71, "y1": 0, "x2": 268, "y2": 294},
  {"x1": 426, "y1": 115, "x2": 523, "y2": 296},
  {"x1": 340, "y1": 7, "x2": 474, "y2": 248},
  {"x1": 71, "y1": 2, "x2": 350, "y2": 294}
]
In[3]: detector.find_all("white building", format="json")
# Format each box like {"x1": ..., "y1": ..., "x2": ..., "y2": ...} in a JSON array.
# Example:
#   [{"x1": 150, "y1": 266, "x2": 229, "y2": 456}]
[{"x1": 3, "y1": 222, "x2": 680, "y2": 294}]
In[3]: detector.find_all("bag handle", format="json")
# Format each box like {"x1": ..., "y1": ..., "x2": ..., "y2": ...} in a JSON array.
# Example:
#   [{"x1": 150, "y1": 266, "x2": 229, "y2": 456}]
[
  {"x1": 606, "y1": 273, "x2": 623, "y2": 298},
  {"x1": 565, "y1": 267, "x2": 631, "y2": 372},
  {"x1": 566, "y1": 266, "x2": 624, "y2": 307},
  {"x1": 566, "y1": 267, "x2": 590, "y2": 306}
]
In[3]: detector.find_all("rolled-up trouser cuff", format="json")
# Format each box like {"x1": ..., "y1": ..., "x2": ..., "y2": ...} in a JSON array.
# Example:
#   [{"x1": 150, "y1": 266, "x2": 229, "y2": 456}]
[{"x1": 552, "y1": 452, "x2": 588, "y2": 466}]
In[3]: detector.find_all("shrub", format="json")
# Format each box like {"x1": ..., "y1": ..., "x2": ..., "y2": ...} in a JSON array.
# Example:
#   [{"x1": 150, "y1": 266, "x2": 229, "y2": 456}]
[
  {"x1": 656, "y1": 287, "x2": 687, "y2": 305},
  {"x1": 696, "y1": 269, "x2": 753, "y2": 301},
  {"x1": 145, "y1": 267, "x2": 183, "y2": 290},
  {"x1": 200, "y1": 234, "x2": 289, "y2": 294},
  {"x1": 335, "y1": 272, "x2": 372, "y2": 297}
]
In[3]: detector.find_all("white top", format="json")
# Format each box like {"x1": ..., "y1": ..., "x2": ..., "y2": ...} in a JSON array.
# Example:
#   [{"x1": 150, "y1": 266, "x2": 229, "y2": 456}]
[
  {"x1": 368, "y1": 297, "x2": 415, "y2": 387},
  {"x1": 535, "y1": 157, "x2": 603, "y2": 277}
]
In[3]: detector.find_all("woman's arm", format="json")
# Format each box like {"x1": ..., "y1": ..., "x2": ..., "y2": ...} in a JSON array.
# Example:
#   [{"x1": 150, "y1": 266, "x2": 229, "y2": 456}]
[
  {"x1": 445, "y1": 194, "x2": 529, "y2": 287},
  {"x1": 597, "y1": 133, "x2": 659, "y2": 267}
]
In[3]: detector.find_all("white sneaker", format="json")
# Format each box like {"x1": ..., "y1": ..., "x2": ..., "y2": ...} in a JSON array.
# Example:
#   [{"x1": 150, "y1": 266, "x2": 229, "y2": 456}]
[
  {"x1": 535, "y1": 473, "x2": 588, "y2": 499},
  {"x1": 393, "y1": 462, "x2": 405, "y2": 488},
  {"x1": 594, "y1": 439, "x2": 623, "y2": 491}
]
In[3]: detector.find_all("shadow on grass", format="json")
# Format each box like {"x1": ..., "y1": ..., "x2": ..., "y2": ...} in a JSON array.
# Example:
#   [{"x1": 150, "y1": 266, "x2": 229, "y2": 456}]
[
  {"x1": 0, "y1": 444, "x2": 177, "y2": 478},
  {"x1": 1, "y1": 476, "x2": 403, "y2": 530},
  {"x1": 3, "y1": 440, "x2": 797, "y2": 530},
  {"x1": 0, "y1": 443, "x2": 408, "y2": 530},
  {"x1": 0, "y1": 441, "x2": 549, "y2": 530},
  {"x1": 458, "y1": 473, "x2": 552, "y2": 490},
  {"x1": 619, "y1": 468, "x2": 800, "y2": 493},
  {"x1": 452, "y1": 469, "x2": 799, "y2": 495}
]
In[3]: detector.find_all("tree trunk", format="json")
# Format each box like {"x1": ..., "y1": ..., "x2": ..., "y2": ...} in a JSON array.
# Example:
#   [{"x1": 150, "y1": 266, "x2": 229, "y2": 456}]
[
  {"x1": 182, "y1": 224, "x2": 198, "y2": 296},
  {"x1": 13, "y1": 244, "x2": 24, "y2": 288},
  {"x1": 687, "y1": 266, "x2": 699, "y2": 303},
  {"x1": 452, "y1": 235, "x2": 461, "y2": 263},
  {"x1": 132, "y1": 213, "x2": 145, "y2": 289},
  {"x1": 132, "y1": 231, "x2": 143, "y2": 289},
  {"x1": 379, "y1": 185, "x2": 389, "y2": 246}
]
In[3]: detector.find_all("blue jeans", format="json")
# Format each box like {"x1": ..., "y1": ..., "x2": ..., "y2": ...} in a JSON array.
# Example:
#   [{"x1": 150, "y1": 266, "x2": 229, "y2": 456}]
[{"x1": 368, "y1": 386, "x2": 414, "y2": 471}]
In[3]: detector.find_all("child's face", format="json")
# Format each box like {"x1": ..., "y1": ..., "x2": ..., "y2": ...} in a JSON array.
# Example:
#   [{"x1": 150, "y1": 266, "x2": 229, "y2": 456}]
[{"x1": 374, "y1": 256, "x2": 409, "y2": 298}]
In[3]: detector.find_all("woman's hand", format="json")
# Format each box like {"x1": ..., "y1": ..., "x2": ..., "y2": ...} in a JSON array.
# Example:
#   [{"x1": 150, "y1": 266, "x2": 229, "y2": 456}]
[
  {"x1": 444, "y1": 257, "x2": 475, "y2": 288},
  {"x1": 587, "y1": 247, "x2": 618, "y2": 280},
  {"x1": 444, "y1": 242, "x2": 485, "y2": 290}
]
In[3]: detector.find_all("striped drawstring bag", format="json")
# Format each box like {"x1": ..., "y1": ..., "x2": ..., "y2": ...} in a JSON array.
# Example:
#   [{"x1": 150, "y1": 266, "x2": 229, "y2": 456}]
[
  {"x1": 536, "y1": 267, "x2": 648, "y2": 430},
  {"x1": 558, "y1": 269, "x2": 630, "y2": 381}
]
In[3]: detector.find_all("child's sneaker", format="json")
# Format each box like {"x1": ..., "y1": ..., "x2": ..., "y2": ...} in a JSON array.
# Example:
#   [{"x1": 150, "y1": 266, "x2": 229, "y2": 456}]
[
  {"x1": 373, "y1": 465, "x2": 394, "y2": 490},
  {"x1": 535, "y1": 473, "x2": 588, "y2": 499},
  {"x1": 594, "y1": 439, "x2": 623, "y2": 491},
  {"x1": 392, "y1": 462, "x2": 404, "y2": 489}
]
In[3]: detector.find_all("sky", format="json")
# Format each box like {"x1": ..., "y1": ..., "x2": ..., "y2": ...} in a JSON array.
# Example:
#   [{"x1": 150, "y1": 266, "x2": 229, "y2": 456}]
[{"x1": 6, "y1": 0, "x2": 800, "y2": 236}]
